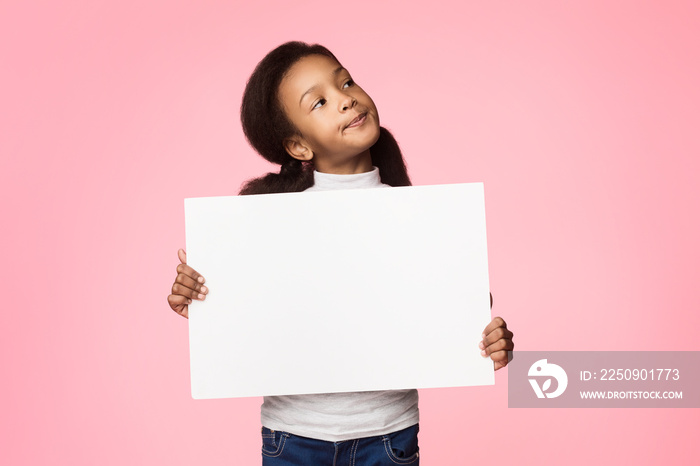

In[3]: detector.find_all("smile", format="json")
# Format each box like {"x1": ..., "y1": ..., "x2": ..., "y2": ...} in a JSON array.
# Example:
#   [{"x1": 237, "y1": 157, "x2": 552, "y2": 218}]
[{"x1": 345, "y1": 112, "x2": 368, "y2": 130}]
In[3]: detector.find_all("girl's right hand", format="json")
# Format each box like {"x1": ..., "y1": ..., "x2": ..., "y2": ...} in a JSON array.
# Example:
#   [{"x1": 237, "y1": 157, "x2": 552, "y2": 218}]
[{"x1": 167, "y1": 248, "x2": 208, "y2": 319}]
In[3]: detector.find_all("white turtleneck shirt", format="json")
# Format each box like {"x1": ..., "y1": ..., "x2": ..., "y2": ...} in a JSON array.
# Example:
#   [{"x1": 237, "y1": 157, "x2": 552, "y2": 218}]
[{"x1": 259, "y1": 166, "x2": 420, "y2": 442}]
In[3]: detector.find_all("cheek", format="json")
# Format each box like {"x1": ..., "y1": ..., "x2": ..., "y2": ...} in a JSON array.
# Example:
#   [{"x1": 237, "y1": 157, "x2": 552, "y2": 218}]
[
  {"x1": 365, "y1": 98, "x2": 380, "y2": 123},
  {"x1": 304, "y1": 121, "x2": 334, "y2": 150},
  {"x1": 357, "y1": 87, "x2": 377, "y2": 109},
  {"x1": 370, "y1": 98, "x2": 379, "y2": 116},
  {"x1": 316, "y1": 115, "x2": 339, "y2": 137}
]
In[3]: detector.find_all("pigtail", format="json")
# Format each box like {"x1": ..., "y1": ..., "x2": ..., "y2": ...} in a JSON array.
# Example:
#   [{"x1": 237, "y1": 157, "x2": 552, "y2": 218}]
[
  {"x1": 239, "y1": 158, "x2": 314, "y2": 195},
  {"x1": 239, "y1": 126, "x2": 411, "y2": 195},
  {"x1": 239, "y1": 126, "x2": 412, "y2": 195},
  {"x1": 370, "y1": 127, "x2": 412, "y2": 187}
]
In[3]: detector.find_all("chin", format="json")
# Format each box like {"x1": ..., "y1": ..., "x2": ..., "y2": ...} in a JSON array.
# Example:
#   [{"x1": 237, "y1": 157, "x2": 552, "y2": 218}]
[{"x1": 368, "y1": 125, "x2": 381, "y2": 147}]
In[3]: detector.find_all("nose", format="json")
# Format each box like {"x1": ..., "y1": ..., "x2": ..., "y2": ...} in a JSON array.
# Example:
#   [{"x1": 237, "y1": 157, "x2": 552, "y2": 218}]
[{"x1": 339, "y1": 93, "x2": 357, "y2": 112}]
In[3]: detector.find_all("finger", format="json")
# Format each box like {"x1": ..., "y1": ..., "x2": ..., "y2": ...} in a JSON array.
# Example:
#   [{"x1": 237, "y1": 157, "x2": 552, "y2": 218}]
[
  {"x1": 481, "y1": 327, "x2": 513, "y2": 348},
  {"x1": 490, "y1": 350, "x2": 511, "y2": 370},
  {"x1": 173, "y1": 302, "x2": 189, "y2": 319},
  {"x1": 172, "y1": 282, "x2": 207, "y2": 300},
  {"x1": 479, "y1": 332, "x2": 514, "y2": 357},
  {"x1": 485, "y1": 337, "x2": 514, "y2": 355},
  {"x1": 494, "y1": 352, "x2": 512, "y2": 371},
  {"x1": 176, "y1": 263, "x2": 205, "y2": 284},
  {"x1": 481, "y1": 316, "x2": 507, "y2": 338},
  {"x1": 175, "y1": 273, "x2": 208, "y2": 295},
  {"x1": 167, "y1": 294, "x2": 191, "y2": 319},
  {"x1": 178, "y1": 248, "x2": 187, "y2": 264},
  {"x1": 168, "y1": 293, "x2": 193, "y2": 307}
]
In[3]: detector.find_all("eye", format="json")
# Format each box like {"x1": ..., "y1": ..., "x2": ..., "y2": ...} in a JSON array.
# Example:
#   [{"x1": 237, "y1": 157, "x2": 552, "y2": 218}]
[
  {"x1": 342, "y1": 79, "x2": 355, "y2": 89},
  {"x1": 313, "y1": 98, "x2": 326, "y2": 110}
]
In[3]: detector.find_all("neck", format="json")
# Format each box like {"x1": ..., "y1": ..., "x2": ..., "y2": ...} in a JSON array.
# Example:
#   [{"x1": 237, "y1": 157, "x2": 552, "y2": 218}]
[{"x1": 313, "y1": 149, "x2": 373, "y2": 175}]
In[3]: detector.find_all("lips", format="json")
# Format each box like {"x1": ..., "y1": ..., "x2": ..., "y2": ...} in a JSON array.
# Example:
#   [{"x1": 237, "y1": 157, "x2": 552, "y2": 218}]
[{"x1": 344, "y1": 112, "x2": 367, "y2": 130}]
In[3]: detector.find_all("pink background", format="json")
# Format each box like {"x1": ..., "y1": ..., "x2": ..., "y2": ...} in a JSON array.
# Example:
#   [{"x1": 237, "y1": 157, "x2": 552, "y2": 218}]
[{"x1": 2, "y1": 1, "x2": 698, "y2": 464}]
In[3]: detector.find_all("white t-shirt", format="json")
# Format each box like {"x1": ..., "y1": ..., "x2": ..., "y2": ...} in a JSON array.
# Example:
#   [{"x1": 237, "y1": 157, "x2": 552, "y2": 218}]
[{"x1": 260, "y1": 167, "x2": 420, "y2": 442}]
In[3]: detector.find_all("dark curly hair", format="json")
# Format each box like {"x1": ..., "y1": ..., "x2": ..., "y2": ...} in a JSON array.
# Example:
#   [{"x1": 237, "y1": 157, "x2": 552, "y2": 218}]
[{"x1": 239, "y1": 41, "x2": 411, "y2": 195}]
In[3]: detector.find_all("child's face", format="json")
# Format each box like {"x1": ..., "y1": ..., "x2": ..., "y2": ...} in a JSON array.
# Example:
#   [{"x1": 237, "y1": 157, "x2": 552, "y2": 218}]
[{"x1": 278, "y1": 54, "x2": 380, "y2": 172}]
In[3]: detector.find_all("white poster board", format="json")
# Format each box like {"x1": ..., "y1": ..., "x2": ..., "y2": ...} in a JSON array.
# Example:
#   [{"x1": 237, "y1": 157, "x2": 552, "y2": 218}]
[{"x1": 185, "y1": 183, "x2": 494, "y2": 399}]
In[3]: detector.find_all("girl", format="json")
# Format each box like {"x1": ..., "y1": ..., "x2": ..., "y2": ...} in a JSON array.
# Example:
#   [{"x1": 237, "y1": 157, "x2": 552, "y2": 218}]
[{"x1": 167, "y1": 41, "x2": 514, "y2": 465}]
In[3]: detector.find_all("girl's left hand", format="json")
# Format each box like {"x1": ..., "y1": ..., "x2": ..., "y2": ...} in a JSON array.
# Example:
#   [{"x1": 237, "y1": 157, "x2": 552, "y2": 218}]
[{"x1": 480, "y1": 317, "x2": 514, "y2": 371}]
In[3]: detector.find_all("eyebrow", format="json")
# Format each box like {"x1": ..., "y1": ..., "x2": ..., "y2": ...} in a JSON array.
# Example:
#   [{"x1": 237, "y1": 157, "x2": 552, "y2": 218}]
[{"x1": 299, "y1": 66, "x2": 347, "y2": 106}]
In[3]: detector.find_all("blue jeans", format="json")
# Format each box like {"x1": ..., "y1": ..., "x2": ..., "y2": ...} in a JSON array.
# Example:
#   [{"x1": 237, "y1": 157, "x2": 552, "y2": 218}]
[{"x1": 261, "y1": 424, "x2": 419, "y2": 465}]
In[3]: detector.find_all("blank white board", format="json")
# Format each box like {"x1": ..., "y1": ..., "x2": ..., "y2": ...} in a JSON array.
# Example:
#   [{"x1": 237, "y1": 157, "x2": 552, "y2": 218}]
[{"x1": 185, "y1": 183, "x2": 494, "y2": 399}]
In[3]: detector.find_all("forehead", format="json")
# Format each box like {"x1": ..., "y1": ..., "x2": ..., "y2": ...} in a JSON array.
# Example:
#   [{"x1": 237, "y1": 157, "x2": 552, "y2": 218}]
[{"x1": 280, "y1": 54, "x2": 343, "y2": 96}]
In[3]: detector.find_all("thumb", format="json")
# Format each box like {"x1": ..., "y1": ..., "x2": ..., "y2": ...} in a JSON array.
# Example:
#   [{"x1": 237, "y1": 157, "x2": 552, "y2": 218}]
[{"x1": 178, "y1": 248, "x2": 187, "y2": 264}]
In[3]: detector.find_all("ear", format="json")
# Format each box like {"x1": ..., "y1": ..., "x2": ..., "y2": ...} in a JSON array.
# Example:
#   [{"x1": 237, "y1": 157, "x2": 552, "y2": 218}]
[{"x1": 284, "y1": 136, "x2": 314, "y2": 161}]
